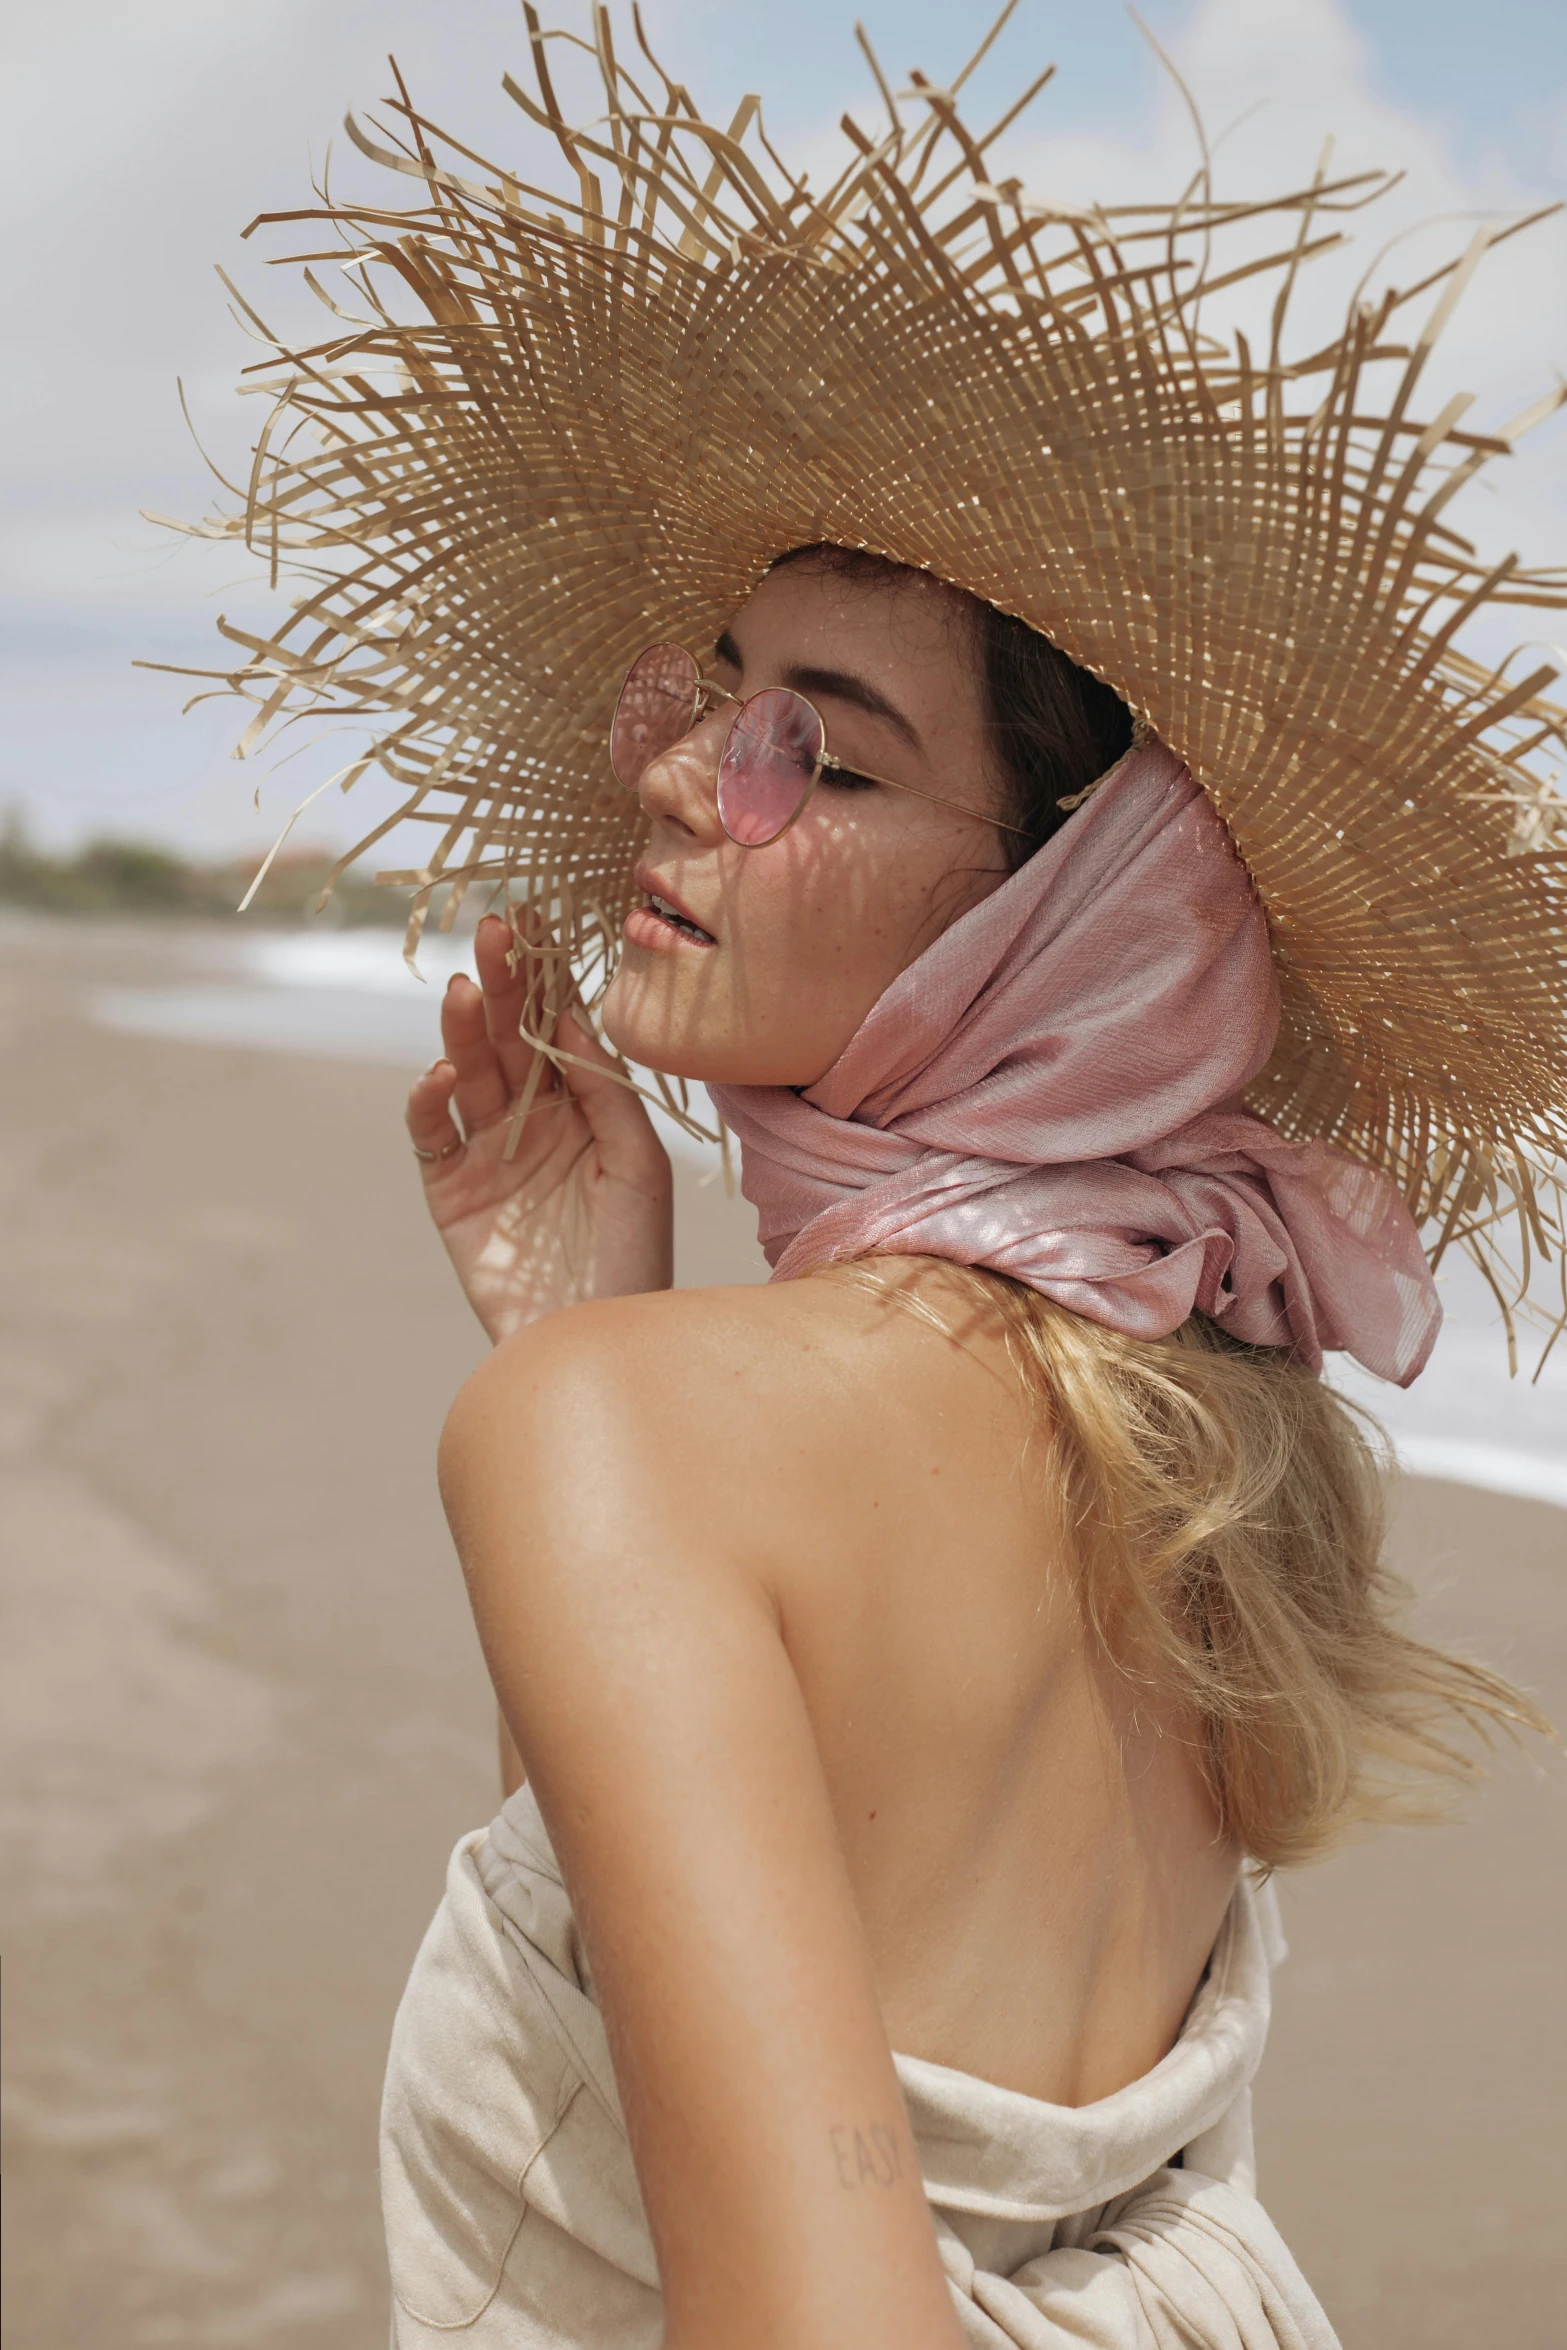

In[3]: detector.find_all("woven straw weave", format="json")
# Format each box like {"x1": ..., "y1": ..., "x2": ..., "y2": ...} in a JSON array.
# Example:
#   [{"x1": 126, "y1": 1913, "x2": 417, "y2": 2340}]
[{"x1": 152, "y1": 3, "x2": 1567, "y2": 1351}]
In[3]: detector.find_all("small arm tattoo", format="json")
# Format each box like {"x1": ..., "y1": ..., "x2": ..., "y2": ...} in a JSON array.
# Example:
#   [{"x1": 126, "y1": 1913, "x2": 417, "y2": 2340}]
[{"x1": 829, "y1": 2120, "x2": 910, "y2": 2191}]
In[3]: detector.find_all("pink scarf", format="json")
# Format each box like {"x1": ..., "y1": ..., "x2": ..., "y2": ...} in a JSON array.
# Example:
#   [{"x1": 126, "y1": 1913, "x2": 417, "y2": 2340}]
[{"x1": 709, "y1": 743, "x2": 1439, "y2": 1386}]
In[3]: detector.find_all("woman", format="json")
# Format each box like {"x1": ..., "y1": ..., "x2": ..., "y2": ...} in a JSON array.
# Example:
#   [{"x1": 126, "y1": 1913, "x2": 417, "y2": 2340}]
[
  {"x1": 390, "y1": 543, "x2": 1446, "y2": 2350},
  {"x1": 175, "y1": 14, "x2": 1564, "y2": 2345}
]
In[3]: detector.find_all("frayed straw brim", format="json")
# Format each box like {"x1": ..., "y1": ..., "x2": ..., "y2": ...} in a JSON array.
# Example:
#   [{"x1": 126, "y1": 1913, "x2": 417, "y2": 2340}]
[{"x1": 145, "y1": 2, "x2": 1567, "y2": 1362}]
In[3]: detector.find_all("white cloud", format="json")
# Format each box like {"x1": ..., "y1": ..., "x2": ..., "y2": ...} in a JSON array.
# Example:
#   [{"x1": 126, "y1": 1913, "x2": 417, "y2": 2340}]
[{"x1": 999, "y1": 0, "x2": 1567, "y2": 556}]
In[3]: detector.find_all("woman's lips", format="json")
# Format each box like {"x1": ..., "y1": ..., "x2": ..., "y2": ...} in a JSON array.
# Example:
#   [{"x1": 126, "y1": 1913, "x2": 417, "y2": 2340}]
[
  {"x1": 627, "y1": 870, "x2": 717, "y2": 950},
  {"x1": 624, "y1": 891, "x2": 717, "y2": 951}
]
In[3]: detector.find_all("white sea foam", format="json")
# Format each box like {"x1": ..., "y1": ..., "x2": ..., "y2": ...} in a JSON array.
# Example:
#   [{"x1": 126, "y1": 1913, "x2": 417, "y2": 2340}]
[
  {"x1": 1328, "y1": 1261, "x2": 1567, "y2": 1512},
  {"x1": 1388, "y1": 1439, "x2": 1567, "y2": 1512}
]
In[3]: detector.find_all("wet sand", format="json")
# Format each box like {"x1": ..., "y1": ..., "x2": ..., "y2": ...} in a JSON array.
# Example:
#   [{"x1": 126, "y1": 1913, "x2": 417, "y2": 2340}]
[{"x1": 3, "y1": 915, "x2": 1563, "y2": 2349}]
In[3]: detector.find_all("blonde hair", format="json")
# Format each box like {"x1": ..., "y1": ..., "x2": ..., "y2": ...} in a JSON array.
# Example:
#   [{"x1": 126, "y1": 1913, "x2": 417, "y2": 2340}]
[{"x1": 853, "y1": 1264, "x2": 1546, "y2": 1870}]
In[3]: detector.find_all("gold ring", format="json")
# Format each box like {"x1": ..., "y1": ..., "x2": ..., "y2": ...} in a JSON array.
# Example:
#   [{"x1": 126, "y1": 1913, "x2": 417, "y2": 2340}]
[{"x1": 413, "y1": 1137, "x2": 465, "y2": 1163}]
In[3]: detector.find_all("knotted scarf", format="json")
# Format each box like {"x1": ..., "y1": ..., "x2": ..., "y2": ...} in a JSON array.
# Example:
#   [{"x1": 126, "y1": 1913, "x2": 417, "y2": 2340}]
[{"x1": 709, "y1": 742, "x2": 1439, "y2": 1385}]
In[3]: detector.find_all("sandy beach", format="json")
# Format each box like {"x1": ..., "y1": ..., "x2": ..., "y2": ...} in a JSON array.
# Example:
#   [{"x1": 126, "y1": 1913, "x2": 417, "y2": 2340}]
[{"x1": 3, "y1": 911, "x2": 1563, "y2": 2350}]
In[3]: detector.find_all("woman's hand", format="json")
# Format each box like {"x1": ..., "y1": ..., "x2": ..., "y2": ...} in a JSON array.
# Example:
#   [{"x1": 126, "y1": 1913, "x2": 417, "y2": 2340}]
[{"x1": 404, "y1": 914, "x2": 673, "y2": 1345}]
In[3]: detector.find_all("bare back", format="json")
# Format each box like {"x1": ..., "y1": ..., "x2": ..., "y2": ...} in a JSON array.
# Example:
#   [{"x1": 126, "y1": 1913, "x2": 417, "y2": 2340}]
[{"x1": 741, "y1": 1261, "x2": 1238, "y2": 2107}]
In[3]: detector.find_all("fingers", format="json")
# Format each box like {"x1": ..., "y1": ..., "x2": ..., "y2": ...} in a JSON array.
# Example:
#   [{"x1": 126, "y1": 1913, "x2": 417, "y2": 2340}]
[
  {"x1": 476, "y1": 911, "x2": 577, "y2": 1100},
  {"x1": 472, "y1": 914, "x2": 538, "y2": 1092},
  {"x1": 553, "y1": 1007, "x2": 671, "y2": 1191},
  {"x1": 406, "y1": 1059, "x2": 465, "y2": 1174},
  {"x1": 472, "y1": 907, "x2": 597, "y2": 1103},
  {"x1": 442, "y1": 911, "x2": 640, "y2": 1158},
  {"x1": 440, "y1": 971, "x2": 513, "y2": 1133}
]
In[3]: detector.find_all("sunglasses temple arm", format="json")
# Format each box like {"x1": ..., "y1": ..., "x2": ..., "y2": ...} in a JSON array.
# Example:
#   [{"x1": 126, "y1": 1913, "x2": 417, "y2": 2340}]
[{"x1": 819, "y1": 755, "x2": 1033, "y2": 840}]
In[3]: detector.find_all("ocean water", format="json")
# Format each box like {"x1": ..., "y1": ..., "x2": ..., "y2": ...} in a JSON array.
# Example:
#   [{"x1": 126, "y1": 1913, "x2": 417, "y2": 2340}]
[
  {"x1": 86, "y1": 927, "x2": 723, "y2": 1173},
  {"x1": 87, "y1": 930, "x2": 1567, "y2": 1510}
]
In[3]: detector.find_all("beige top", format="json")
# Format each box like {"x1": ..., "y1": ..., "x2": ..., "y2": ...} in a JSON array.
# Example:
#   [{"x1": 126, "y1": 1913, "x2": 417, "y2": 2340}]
[{"x1": 381, "y1": 1786, "x2": 1339, "y2": 2349}]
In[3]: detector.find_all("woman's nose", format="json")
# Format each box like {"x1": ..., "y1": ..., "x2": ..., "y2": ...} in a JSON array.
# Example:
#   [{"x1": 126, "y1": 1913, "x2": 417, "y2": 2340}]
[{"x1": 636, "y1": 707, "x2": 729, "y2": 840}]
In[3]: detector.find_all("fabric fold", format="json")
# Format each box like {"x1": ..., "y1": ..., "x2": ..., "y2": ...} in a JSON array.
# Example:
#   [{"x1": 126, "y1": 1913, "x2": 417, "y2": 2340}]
[
  {"x1": 711, "y1": 743, "x2": 1440, "y2": 1387},
  {"x1": 380, "y1": 1786, "x2": 1340, "y2": 2350}
]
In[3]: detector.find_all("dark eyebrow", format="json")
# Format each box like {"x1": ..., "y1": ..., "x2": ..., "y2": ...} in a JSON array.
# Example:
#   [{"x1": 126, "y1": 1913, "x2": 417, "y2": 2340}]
[
  {"x1": 783, "y1": 664, "x2": 922, "y2": 753},
  {"x1": 711, "y1": 630, "x2": 924, "y2": 755}
]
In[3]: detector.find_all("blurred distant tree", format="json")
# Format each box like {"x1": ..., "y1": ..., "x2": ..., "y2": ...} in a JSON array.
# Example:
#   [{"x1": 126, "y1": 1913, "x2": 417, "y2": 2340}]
[
  {"x1": 0, "y1": 810, "x2": 408, "y2": 925},
  {"x1": 75, "y1": 841, "x2": 189, "y2": 910}
]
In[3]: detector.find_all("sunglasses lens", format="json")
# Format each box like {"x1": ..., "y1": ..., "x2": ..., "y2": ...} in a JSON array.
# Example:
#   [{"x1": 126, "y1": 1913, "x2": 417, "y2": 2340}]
[
  {"x1": 716, "y1": 688, "x2": 823, "y2": 846},
  {"x1": 610, "y1": 644, "x2": 700, "y2": 788}
]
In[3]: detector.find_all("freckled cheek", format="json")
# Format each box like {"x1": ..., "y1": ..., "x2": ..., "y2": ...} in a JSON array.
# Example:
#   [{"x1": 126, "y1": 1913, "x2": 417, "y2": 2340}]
[
  {"x1": 830, "y1": 824, "x2": 948, "y2": 952},
  {"x1": 776, "y1": 856, "x2": 900, "y2": 976},
  {"x1": 718, "y1": 811, "x2": 936, "y2": 990},
  {"x1": 719, "y1": 829, "x2": 841, "y2": 941}
]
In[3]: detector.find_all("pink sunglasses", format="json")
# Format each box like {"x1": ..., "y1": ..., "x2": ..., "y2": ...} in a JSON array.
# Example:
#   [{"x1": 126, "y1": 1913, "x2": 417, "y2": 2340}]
[{"x1": 609, "y1": 641, "x2": 1030, "y2": 848}]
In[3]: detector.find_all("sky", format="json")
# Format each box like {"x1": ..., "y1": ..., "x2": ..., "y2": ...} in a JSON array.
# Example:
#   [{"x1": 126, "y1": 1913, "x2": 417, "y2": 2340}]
[{"x1": 4, "y1": 0, "x2": 1565, "y2": 860}]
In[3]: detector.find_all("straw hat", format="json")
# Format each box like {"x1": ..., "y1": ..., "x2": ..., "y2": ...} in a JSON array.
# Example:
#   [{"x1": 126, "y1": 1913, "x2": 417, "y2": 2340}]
[{"x1": 156, "y1": 5, "x2": 1567, "y2": 1351}]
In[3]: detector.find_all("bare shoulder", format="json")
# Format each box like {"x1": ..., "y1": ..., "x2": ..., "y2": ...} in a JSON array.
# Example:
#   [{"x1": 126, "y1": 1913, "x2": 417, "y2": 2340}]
[
  {"x1": 443, "y1": 1272, "x2": 877, "y2": 1451},
  {"x1": 440, "y1": 1263, "x2": 1032, "y2": 1574}
]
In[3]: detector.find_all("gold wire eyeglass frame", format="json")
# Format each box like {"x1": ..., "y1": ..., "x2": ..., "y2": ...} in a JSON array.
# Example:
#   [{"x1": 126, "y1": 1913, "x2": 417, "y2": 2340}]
[{"x1": 621, "y1": 647, "x2": 1034, "y2": 846}]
